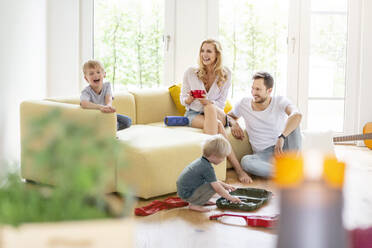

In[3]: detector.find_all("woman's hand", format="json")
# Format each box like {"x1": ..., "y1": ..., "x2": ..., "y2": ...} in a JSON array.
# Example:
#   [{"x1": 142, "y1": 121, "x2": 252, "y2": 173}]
[
  {"x1": 199, "y1": 95, "x2": 212, "y2": 105},
  {"x1": 185, "y1": 92, "x2": 195, "y2": 105}
]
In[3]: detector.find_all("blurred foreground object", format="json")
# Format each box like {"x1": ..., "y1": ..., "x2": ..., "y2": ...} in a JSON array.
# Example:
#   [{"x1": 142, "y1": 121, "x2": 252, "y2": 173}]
[
  {"x1": 0, "y1": 109, "x2": 130, "y2": 226},
  {"x1": 350, "y1": 227, "x2": 372, "y2": 248},
  {"x1": 275, "y1": 152, "x2": 349, "y2": 248}
]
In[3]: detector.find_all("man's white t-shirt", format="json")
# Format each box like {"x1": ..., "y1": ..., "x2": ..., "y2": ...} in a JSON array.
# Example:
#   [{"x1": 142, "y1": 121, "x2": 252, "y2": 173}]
[{"x1": 231, "y1": 96, "x2": 297, "y2": 153}]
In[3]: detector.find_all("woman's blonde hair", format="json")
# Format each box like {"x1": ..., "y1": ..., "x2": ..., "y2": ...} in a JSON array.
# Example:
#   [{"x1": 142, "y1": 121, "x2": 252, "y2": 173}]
[
  {"x1": 202, "y1": 134, "x2": 231, "y2": 158},
  {"x1": 197, "y1": 39, "x2": 228, "y2": 88}
]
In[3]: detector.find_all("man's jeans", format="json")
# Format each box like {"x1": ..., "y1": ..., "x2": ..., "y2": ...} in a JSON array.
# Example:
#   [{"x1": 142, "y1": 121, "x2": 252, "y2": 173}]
[
  {"x1": 241, "y1": 127, "x2": 302, "y2": 178},
  {"x1": 117, "y1": 114, "x2": 132, "y2": 131}
]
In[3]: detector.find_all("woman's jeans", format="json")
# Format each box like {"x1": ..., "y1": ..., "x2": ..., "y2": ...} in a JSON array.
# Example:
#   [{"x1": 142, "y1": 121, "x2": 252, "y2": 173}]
[{"x1": 241, "y1": 127, "x2": 302, "y2": 178}]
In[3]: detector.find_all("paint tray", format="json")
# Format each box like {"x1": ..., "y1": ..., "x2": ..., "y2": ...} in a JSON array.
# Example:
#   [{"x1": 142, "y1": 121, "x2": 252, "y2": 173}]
[{"x1": 216, "y1": 187, "x2": 272, "y2": 211}]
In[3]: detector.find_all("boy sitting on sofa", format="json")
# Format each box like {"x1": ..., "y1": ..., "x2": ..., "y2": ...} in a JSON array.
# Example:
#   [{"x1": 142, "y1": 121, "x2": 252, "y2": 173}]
[
  {"x1": 177, "y1": 135, "x2": 241, "y2": 212},
  {"x1": 80, "y1": 60, "x2": 131, "y2": 131}
]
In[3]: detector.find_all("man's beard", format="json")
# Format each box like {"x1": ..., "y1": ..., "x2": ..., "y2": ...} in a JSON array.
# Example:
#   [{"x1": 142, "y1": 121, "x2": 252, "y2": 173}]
[{"x1": 254, "y1": 95, "x2": 267, "y2": 103}]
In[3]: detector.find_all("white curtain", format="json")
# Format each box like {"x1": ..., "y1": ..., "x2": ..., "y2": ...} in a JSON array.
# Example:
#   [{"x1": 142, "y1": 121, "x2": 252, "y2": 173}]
[{"x1": 0, "y1": 0, "x2": 47, "y2": 170}]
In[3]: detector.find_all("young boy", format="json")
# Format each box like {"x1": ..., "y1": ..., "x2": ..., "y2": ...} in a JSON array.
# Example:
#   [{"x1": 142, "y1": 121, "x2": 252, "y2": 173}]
[
  {"x1": 177, "y1": 135, "x2": 241, "y2": 212},
  {"x1": 80, "y1": 60, "x2": 131, "y2": 131}
]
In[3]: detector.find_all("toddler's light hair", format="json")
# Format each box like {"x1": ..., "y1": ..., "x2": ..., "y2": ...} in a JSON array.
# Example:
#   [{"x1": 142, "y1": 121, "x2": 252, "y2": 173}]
[
  {"x1": 202, "y1": 134, "x2": 231, "y2": 158},
  {"x1": 82, "y1": 60, "x2": 105, "y2": 75}
]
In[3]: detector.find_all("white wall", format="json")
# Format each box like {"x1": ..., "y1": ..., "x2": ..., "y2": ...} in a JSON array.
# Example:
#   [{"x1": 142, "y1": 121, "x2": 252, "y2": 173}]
[
  {"x1": 47, "y1": 0, "x2": 81, "y2": 96},
  {"x1": 358, "y1": 0, "x2": 372, "y2": 133},
  {"x1": 0, "y1": 0, "x2": 47, "y2": 165},
  {"x1": 173, "y1": 0, "x2": 219, "y2": 84},
  {"x1": 0, "y1": 0, "x2": 83, "y2": 166}
]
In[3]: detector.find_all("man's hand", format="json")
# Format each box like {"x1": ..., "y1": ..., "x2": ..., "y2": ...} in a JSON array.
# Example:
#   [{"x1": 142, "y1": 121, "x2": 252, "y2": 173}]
[
  {"x1": 100, "y1": 105, "x2": 116, "y2": 113},
  {"x1": 274, "y1": 137, "x2": 285, "y2": 155},
  {"x1": 231, "y1": 122, "x2": 245, "y2": 140}
]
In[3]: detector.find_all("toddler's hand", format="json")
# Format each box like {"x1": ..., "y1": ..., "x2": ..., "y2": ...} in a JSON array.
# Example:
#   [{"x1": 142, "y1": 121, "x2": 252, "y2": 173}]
[
  {"x1": 229, "y1": 196, "x2": 241, "y2": 204},
  {"x1": 224, "y1": 184, "x2": 237, "y2": 192}
]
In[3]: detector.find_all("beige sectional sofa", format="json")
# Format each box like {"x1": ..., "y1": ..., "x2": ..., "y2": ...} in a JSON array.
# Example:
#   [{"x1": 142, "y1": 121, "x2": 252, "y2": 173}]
[{"x1": 20, "y1": 88, "x2": 253, "y2": 199}]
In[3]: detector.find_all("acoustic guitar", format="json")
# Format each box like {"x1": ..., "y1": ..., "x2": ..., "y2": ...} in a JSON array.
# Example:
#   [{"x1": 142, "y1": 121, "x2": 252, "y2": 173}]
[{"x1": 333, "y1": 122, "x2": 372, "y2": 150}]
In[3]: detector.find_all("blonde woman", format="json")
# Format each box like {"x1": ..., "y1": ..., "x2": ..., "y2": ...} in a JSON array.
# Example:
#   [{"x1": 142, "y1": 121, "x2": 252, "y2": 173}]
[{"x1": 180, "y1": 39, "x2": 252, "y2": 184}]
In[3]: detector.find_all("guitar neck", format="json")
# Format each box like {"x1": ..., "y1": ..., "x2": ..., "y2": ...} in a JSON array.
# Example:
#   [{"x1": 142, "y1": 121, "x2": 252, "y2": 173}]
[{"x1": 333, "y1": 133, "x2": 372, "y2": 142}]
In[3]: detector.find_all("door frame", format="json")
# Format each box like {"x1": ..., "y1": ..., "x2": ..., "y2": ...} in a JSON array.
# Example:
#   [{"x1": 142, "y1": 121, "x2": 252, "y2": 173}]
[{"x1": 287, "y1": 0, "x2": 361, "y2": 134}]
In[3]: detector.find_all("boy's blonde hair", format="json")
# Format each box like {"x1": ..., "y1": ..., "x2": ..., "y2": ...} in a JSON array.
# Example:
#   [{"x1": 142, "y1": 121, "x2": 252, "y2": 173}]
[
  {"x1": 82, "y1": 60, "x2": 105, "y2": 75},
  {"x1": 202, "y1": 134, "x2": 231, "y2": 158}
]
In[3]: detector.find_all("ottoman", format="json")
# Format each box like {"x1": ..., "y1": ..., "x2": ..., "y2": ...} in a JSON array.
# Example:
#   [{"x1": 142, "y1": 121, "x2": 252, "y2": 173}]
[{"x1": 116, "y1": 125, "x2": 227, "y2": 199}]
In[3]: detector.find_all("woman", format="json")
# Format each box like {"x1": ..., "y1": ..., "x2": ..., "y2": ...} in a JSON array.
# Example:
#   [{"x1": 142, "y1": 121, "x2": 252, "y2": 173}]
[{"x1": 180, "y1": 39, "x2": 252, "y2": 184}]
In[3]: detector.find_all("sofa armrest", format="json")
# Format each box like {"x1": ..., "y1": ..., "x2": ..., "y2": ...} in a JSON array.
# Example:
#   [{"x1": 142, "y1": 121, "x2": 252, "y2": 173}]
[
  {"x1": 20, "y1": 100, "x2": 117, "y2": 190},
  {"x1": 112, "y1": 92, "x2": 136, "y2": 124},
  {"x1": 20, "y1": 100, "x2": 117, "y2": 138}
]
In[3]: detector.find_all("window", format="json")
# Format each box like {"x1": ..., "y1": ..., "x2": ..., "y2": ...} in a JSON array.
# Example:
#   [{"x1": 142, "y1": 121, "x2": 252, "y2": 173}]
[
  {"x1": 220, "y1": 0, "x2": 353, "y2": 133},
  {"x1": 94, "y1": 0, "x2": 165, "y2": 91},
  {"x1": 91, "y1": 0, "x2": 356, "y2": 134},
  {"x1": 219, "y1": 0, "x2": 289, "y2": 101},
  {"x1": 306, "y1": 0, "x2": 348, "y2": 132}
]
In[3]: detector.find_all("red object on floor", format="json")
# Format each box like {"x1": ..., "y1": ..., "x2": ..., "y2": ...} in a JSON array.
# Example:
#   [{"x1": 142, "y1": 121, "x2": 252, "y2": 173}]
[
  {"x1": 135, "y1": 197, "x2": 189, "y2": 216},
  {"x1": 350, "y1": 227, "x2": 372, "y2": 248},
  {"x1": 210, "y1": 213, "x2": 279, "y2": 228}
]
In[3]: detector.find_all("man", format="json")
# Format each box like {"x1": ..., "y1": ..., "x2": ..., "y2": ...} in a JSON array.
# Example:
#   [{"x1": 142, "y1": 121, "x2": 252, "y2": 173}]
[{"x1": 228, "y1": 72, "x2": 302, "y2": 177}]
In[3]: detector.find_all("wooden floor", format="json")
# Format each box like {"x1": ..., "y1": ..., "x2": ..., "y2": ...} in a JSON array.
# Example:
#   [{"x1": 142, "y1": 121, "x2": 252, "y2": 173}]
[{"x1": 132, "y1": 145, "x2": 372, "y2": 248}]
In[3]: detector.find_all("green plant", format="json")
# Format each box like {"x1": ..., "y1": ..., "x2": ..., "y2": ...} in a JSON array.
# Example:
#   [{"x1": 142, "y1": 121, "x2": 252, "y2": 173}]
[{"x1": 0, "y1": 110, "x2": 130, "y2": 226}]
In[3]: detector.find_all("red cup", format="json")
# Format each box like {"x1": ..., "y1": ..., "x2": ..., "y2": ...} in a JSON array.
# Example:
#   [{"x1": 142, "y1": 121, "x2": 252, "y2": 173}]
[{"x1": 191, "y1": 90, "x2": 206, "y2": 98}]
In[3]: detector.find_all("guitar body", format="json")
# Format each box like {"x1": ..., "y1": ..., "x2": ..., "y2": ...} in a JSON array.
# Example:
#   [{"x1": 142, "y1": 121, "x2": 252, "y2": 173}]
[
  {"x1": 363, "y1": 122, "x2": 372, "y2": 149},
  {"x1": 333, "y1": 122, "x2": 372, "y2": 150}
]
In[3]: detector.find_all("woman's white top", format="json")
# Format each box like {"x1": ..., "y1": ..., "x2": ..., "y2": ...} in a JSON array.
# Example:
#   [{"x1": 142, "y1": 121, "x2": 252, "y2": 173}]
[{"x1": 180, "y1": 67, "x2": 231, "y2": 112}]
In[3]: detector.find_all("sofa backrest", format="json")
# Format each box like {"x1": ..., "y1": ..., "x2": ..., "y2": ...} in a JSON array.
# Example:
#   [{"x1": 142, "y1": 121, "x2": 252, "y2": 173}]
[
  {"x1": 45, "y1": 96, "x2": 81, "y2": 105},
  {"x1": 112, "y1": 92, "x2": 136, "y2": 124},
  {"x1": 130, "y1": 88, "x2": 180, "y2": 124},
  {"x1": 45, "y1": 92, "x2": 137, "y2": 124}
]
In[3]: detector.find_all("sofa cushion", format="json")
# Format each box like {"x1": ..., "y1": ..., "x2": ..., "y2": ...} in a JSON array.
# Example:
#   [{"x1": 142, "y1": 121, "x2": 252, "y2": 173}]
[
  {"x1": 224, "y1": 99, "x2": 233, "y2": 114},
  {"x1": 116, "y1": 125, "x2": 226, "y2": 199},
  {"x1": 169, "y1": 84, "x2": 186, "y2": 116},
  {"x1": 130, "y1": 88, "x2": 180, "y2": 124},
  {"x1": 146, "y1": 122, "x2": 253, "y2": 170}
]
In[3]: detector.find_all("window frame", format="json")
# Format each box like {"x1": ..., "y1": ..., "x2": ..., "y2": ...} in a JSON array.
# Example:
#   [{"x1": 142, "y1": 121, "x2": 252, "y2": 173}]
[
  {"x1": 288, "y1": 0, "x2": 361, "y2": 134},
  {"x1": 80, "y1": 0, "x2": 176, "y2": 90}
]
